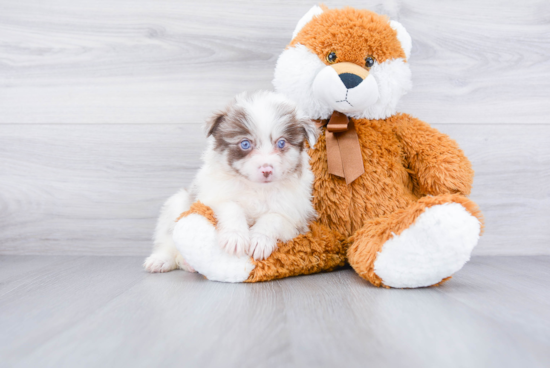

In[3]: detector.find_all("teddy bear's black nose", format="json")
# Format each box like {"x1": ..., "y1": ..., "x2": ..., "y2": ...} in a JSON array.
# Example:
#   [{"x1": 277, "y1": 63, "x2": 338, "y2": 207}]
[{"x1": 339, "y1": 73, "x2": 363, "y2": 89}]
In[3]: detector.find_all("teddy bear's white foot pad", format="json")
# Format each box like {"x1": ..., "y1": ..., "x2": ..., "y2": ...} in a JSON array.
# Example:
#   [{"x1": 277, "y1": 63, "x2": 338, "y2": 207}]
[
  {"x1": 173, "y1": 214, "x2": 255, "y2": 283},
  {"x1": 374, "y1": 203, "x2": 481, "y2": 288}
]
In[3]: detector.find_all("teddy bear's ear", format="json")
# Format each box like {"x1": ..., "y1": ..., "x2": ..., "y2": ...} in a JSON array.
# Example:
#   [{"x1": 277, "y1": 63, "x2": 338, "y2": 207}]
[
  {"x1": 390, "y1": 20, "x2": 412, "y2": 60},
  {"x1": 291, "y1": 5, "x2": 324, "y2": 40}
]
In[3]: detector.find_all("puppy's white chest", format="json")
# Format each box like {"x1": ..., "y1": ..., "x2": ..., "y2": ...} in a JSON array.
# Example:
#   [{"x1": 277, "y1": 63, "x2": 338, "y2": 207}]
[{"x1": 237, "y1": 190, "x2": 272, "y2": 225}]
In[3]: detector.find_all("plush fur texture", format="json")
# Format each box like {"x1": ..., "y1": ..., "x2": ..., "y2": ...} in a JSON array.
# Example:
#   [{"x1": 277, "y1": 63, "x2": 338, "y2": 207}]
[
  {"x1": 373, "y1": 202, "x2": 481, "y2": 288},
  {"x1": 291, "y1": 4, "x2": 324, "y2": 40},
  {"x1": 273, "y1": 7, "x2": 412, "y2": 120},
  {"x1": 310, "y1": 114, "x2": 476, "y2": 238},
  {"x1": 348, "y1": 194, "x2": 483, "y2": 287},
  {"x1": 172, "y1": 6, "x2": 484, "y2": 288},
  {"x1": 174, "y1": 202, "x2": 255, "y2": 283},
  {"x1": 146, "y1": 91, "x2": 318, "y2": 272},
  {"x1": 246, "y1": 116, "x2": 483, "y2": 284},
  {"x1": 175, "y1": 202, "x2": 349, "y2": 282}
]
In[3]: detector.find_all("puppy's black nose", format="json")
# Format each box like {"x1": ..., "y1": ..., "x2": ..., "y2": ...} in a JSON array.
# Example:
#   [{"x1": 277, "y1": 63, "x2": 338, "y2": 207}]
[{"x1": 339, "y1": 73, "x2": 363, "y2": 89}]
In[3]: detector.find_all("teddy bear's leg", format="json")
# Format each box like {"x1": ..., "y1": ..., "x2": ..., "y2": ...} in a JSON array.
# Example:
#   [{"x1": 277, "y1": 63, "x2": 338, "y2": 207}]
[
  {"x1": 173, "y1": 202, "x2": 256, "y2": 283},
  {"x1": 245, "y1": 221, "x2": 349, "y2": 282},
  {"x1": 348, "y1": 194, "x2": 483, "y2": 288},
  {"x1": 173, "y1": 202, "x2": 349, "y2": 283}
]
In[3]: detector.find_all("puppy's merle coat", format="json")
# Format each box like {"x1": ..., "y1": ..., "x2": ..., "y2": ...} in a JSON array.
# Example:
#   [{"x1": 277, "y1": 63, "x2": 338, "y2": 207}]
[{"x1": 144, "y1": 91, "x2": 318, "y2": 272}]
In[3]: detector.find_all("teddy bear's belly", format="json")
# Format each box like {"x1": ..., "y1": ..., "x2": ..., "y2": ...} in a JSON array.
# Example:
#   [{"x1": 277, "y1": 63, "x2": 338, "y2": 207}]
[
  {"x1": 312, "y1": 167, "x2": 417, "y2": 237},
  {"x1": 311, "y1": 122, "x2": 418, "y2": 237}
]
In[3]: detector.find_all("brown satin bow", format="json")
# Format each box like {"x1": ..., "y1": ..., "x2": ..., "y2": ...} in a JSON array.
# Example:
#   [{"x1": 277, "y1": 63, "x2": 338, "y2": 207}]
[{"x1": 316, "y1": 111, "x2": 365, "y2": 185}]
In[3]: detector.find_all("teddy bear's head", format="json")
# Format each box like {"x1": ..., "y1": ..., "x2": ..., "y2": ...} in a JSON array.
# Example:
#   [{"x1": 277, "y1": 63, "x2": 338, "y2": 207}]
[{"x1": 273, "y1": 6, "x2": 412, "y2": 121}]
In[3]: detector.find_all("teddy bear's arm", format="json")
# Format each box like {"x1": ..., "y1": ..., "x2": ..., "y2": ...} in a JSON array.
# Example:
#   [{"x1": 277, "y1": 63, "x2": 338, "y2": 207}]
[{"x1": 392, "y1": 114, "x2": 474, "y2": 197}]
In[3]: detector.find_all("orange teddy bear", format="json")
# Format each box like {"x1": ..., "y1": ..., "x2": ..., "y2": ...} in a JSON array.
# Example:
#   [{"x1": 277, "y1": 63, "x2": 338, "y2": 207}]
[{"x1": 172, "y1": 6, "x2": 483, "y2": 288}]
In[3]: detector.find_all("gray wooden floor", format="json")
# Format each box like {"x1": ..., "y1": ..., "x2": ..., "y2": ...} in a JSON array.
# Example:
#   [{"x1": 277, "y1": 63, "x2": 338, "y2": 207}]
[{"x1": 0, "y1": 256, "x2": 549, "y2": 368}]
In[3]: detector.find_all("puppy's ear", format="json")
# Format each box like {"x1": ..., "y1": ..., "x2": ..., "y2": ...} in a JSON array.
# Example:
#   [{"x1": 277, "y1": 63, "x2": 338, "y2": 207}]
[
  {"x1": 205, "y1": 111, "x2": 226, "y2": 137},
  {"x1": 301, "y1": 118, "x2": 319, "y2": 147}
]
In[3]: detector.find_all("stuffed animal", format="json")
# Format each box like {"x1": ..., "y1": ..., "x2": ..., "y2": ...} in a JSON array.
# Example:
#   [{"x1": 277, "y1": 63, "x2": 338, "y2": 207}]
[{"x1": 173, "y1": 5, "x2": 483, "y2": 288}]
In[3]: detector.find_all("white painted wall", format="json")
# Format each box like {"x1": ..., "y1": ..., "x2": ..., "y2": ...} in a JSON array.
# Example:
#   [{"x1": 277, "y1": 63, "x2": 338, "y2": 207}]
[{"x1": 1, "y1": 0, "x2": 548, "y2": 255}]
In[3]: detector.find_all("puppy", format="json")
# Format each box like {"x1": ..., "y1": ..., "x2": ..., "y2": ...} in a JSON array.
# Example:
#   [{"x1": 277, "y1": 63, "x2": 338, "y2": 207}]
[{"x1": 144, "y1": 90, "x2": 318, "y2": 273}]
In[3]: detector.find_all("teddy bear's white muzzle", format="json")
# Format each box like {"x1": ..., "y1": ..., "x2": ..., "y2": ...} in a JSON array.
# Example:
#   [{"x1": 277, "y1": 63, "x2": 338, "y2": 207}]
[{"x1": 312, "y1": 64, "x2": 379, "y2": 115}]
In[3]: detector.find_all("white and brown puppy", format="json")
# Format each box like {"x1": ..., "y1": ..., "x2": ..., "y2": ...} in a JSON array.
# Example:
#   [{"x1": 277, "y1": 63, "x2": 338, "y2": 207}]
[{"x1": 144, "y1": 90, "x2": 318, "y2": 273}]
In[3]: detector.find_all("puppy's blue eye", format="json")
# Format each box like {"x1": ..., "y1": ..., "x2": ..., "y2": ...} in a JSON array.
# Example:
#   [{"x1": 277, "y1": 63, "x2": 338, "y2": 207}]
[
  {"x1": 277, "y1": 139, "x2": 286, "y2": 149},
  {"x1": 240, "y1": 140, "x2": 251, "y2": 150}
]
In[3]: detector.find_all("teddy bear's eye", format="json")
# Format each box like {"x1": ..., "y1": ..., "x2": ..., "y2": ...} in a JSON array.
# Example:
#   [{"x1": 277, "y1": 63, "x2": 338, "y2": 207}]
[
  {"x1": 326, "y1": 51, "x2": 337, "y2": 64},
  {"x1": 365, "y1": 56, "x2": 375, "y2": 68}
]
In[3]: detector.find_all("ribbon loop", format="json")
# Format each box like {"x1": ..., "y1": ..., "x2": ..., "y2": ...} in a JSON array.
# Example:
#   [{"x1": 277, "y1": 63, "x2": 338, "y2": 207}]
[{"x1": 327, "y1": 111, "x2": 350, "y2": 132}]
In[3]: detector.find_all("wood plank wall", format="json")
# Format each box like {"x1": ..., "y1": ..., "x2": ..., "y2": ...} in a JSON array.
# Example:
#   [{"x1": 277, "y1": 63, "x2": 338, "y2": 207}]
[{"x1": 1, "y1": 0, "x2": 549, "y2": 255}]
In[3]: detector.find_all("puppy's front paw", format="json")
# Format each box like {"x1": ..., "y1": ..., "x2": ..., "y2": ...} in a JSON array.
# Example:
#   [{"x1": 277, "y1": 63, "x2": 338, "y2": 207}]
[
  {"x1": 143, "y1": 253, "x2": 177, "y2": 273},
  {"x1": 248, "y1": 232, "x2": 278, "y2": 260},
  {"x1": 218, "y1": 229, "x2": 250, "y2": 257}
]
